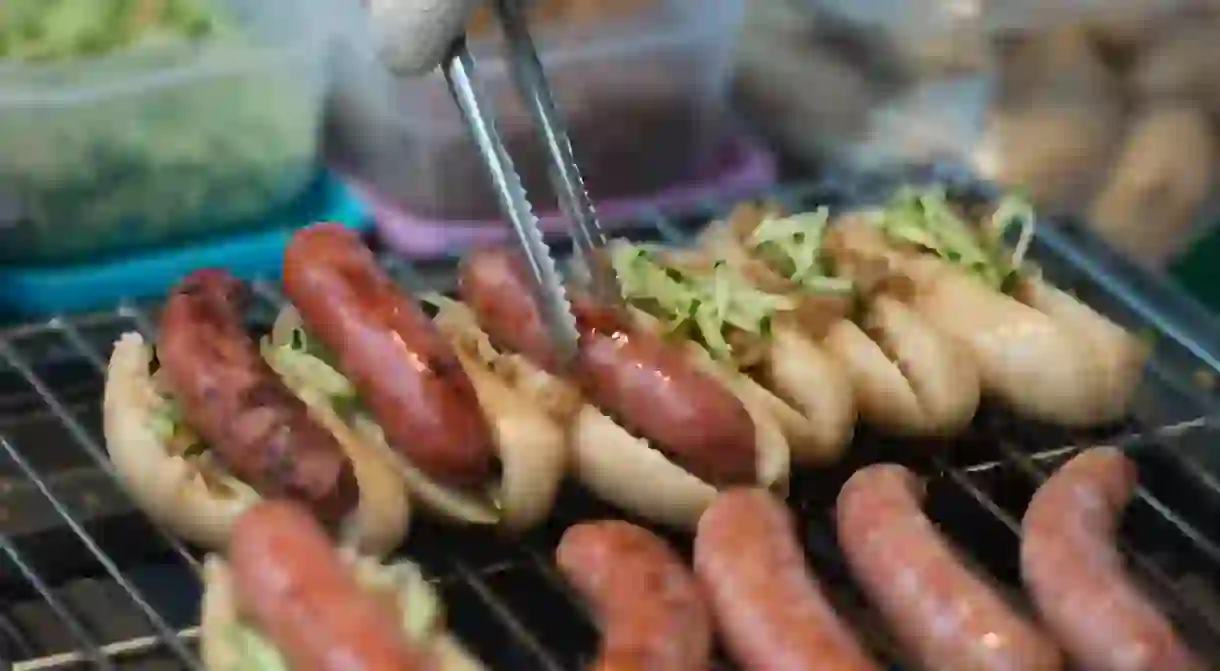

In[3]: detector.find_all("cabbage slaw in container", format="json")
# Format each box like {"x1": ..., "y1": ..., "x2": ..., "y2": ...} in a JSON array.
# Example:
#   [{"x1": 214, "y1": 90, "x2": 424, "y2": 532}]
[{"x1": 0, "y1": 0, "x2": 334, "y2": 264}]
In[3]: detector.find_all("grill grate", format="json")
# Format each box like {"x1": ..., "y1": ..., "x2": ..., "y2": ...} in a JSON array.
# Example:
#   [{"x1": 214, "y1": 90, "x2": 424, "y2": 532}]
[{"x1": 3, "y1": 175, "x2": 1220, "y2": 670}]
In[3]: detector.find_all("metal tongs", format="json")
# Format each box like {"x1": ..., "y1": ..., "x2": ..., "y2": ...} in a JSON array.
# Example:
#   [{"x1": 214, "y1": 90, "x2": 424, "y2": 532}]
[{"x1": 442, "y1": 0, "x2": 621, "y2": 370}]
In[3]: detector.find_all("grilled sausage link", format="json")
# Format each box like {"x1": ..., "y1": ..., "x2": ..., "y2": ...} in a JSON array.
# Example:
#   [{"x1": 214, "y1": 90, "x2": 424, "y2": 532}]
[
  {"x1": 458, "y1": 247, "x2": 757, "y2": 485},
  {"x1": 694, "y1": 488, "x2": 881, "y2": 671},
  {"x1": 1022, "y1": 447, "x2": 1204, "y2": 671},
  {"x1": 283, "y1": 223, "x2": 495, "y2": 487},
  {"x1": 557, "y1": 520, "x2": 713, "y2": 671},
  {"x1": 836, "y1": 463, "x2": 1064, "y2": 671},
  {"x1": 229, "y1": 501, "x2": 436, "y2": 671},
  {"x1": 157, "y1": 268, "x2": 358, "y2": 523}
]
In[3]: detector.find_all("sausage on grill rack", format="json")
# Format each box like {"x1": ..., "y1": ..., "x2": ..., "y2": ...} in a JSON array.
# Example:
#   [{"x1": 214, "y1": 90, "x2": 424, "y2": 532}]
[
  {"x1": 557, "y1": 520, "x2": 712, "y2": 671},
  {"x1": 283, "y1": 223, "x2": 496, "y2": 488},
  {"x1": 836, "y1": 463, "x2": 1064, "y2": 671},
  {"x1": 456, "y1": 246, "x2": 789, "y2": 529},
  {"x1": 459, "y1": 246, "x2": 756, "y2": 485},
  {"x1": 225, "y1": 501, "x2": 438, "y2": 671},
  {"x1": 694, "y1": 488, "x2": 881, "y2": 671},
  {"x1": 200, "y1": 500, "x2": 489, "y2": 671},
  {"x1": 104, "y1": 268, "x2": 410, "y2": 554},
  {"x1": 1022, "y1": 447, "x2": 1205, "y2": 671},
  {"x1": 157, "y1": 269, "x2": 360, "y2": 524},
  {"x1": 274, "y1": 224, "x2": 566, "y2": 531}
]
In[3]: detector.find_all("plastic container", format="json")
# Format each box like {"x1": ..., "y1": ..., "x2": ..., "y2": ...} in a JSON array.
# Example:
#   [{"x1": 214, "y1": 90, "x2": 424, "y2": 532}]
[
  {"x1": 0, "y1": 0, "x2": 331, "y2": 265},
  {"x1": 361, "y1": 135, "x2": 776, "y2": 258},
  {"x1": 736, "y1": 0, "x2": 1220, "y2": 268},
  {"x1": 0, "y1": 171, "x2": 369, "y2": 320},
  {"x1": 329, "y1": 0, "x2": 746, "y2": 221}
]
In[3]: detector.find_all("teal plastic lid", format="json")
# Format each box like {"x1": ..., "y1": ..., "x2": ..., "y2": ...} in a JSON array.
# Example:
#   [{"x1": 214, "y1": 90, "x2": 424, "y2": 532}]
[{"x1": 0, "y1": 171, "x2": 369, "y2": 320}]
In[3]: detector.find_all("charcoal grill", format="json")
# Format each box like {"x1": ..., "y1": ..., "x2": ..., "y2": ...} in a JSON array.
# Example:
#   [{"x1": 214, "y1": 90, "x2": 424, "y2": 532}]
[{"x1": 3, "y1": 174, "x2": 1220, "y2": 670}]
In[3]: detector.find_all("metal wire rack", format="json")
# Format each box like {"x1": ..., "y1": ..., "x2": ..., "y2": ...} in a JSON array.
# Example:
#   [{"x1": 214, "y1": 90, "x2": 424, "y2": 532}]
[{"x1": 2, "y1": 174, "x2": 1220, "y2": 670}]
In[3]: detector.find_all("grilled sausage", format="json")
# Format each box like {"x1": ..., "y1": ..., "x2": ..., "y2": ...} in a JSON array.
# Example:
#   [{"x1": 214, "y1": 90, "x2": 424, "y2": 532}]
[
  {"x1": 228, "y1": 501, "x2": 436, "y2": 671},
  {"x1": 283, "y1": 223, "x2": 495, "y2": 487},
  {"x1": 156, "y1": 268, "x2": 358, "y2": 524},
  {"x1": 458, "y1": 247, "x2": 757, "y2": 485},
  {"x1": 557, "y1": 521, "x2": 712, "y2": 671},
  {"x1": 694, "y1": 488, "x2": 881, "y2": 671},
  {"x1": 1022, "y1": 447, "x2": 1204, "y2": 671},
  {"x1": 836, "y1": 464, "x2": 1063, "y2": 671}
]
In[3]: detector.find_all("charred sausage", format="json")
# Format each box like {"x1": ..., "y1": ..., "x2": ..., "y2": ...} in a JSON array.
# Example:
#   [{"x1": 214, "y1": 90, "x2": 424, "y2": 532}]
[
  {"x1": 694, "y1": 488, "x2": 881, "y2": 671},
  {"x1": 458, "y1": 247, "x2": 757, "y2": 485},
  {"x1": 836, "y1": 464, "x2": 1063, "y2": 671},
  {"x1": 1022, "y1": 447, "x2": 1203, "y2": 671},
  {"x1": 557, "y1": 521, "x2": 712, "y2": 671},
  {"x1": 282, "y1": 223, "x2": 495, "y2": 487},
  {"x1": 157, "y1": 268, "x2": 358, "y2": 524},
  {"x1": 228, "y1": 501, "x2": 435, "y2": 671}
]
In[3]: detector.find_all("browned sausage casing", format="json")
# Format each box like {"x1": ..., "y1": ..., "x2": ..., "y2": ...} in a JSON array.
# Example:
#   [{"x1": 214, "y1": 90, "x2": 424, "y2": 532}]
[
  {"x1": 283, "y1": 223, "x2": 495, "y2": 487},
  {"x1": 557, "y1": 520, "x2": 712, "y2": 671},
  {"x1": 458, "y1": 247, "x2": 757, "y2": 485},
  {"x1": 229, "y1": 501, "x2": 436, "y2": 671},
  {"x1": 836, "y1": 464, "x2": 1064, "y2": 671},
  {"x1": 694, "y1": 488, "x2": 881, "y2": 671},
  {"x1": 157, "y1": 268, "x2": 358, "y2": 523},
  {"x1": 1022, "y1": 447, "x2": 1204, "y2": 671}
]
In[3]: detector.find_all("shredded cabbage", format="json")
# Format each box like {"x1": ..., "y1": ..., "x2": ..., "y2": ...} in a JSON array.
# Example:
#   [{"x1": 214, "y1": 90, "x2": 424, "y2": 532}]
[
  {"x1": 746, "y1": 207, "x2": 854, "y2": 295},
  {"x1": 610, "y1": 240, "x2": 796, "y2": 364},
  {"x1": 148, "y1": 403, "x2": 179, "y2": 443},
  {"x1": 228, "y1": 625, "x2": 287, "y2": 671},
  {"x1": 148, "y1": 363, "x2": 206, "y2": 457},
  {"x1": 262, "y1": 325, "x2": 360, "y2": 418},
  {"x1": 874, "y1": 185, "x2": 1035, "y2": 291}
]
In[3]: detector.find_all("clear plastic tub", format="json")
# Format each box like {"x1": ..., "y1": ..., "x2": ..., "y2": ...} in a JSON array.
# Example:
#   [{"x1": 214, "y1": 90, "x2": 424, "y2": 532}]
[
  {"x1": 737, "y1": 0, "x2": 1220, "y2": 267},
  {"x1": 0, "y1": 0, "x2": 331, "y2": 265},
  {"x1": 329, "y1": 0, "x2": 746, "y2": 220}
]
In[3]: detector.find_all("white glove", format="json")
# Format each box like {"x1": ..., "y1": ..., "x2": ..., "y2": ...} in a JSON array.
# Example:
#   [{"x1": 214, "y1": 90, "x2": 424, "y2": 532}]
[{"x1": 368, "y1": 0, "x2": 482, "y2": 75}]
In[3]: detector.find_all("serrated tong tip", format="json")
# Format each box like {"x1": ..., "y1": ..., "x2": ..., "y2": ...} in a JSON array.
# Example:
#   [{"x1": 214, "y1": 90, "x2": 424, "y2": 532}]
[{"x1": 443, "y1": 41, "x2": 580, "y2": 367}]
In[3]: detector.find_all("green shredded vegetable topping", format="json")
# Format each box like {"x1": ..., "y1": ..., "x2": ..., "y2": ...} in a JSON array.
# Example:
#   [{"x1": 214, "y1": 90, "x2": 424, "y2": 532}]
[
  {"x1": 148, "y1": 401, "x2": 179, "y2": 441},
  {"x1": 874, "y1": 185, "x2": 1036, "y2": 292},
  {"x1": 264, "y1": 325, "x2": 363, "y2": 421},
  {"x1": 746, "y1": 207, "x2": 854, "y2": 295},
  {"x1": 147, "y1": 370, "x2": 207, "y2": 457},
  {"x1": 227, "y1": 625, "x2": 287, "y2": 671},
  {"x1": 610, "y1": 241, "x2": 796, "y2": 364}
]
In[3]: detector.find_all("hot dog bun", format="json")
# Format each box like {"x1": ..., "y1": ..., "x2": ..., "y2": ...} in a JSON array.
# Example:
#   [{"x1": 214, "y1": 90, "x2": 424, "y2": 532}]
[
  {"x1": 271, "y1": 305, "x2": 568, "y2": 530},
  {"x1": 432, "y1": 298, "x2": 789, "y2": 530},
  {"x1": 624, "y1": 242, "x2": 856, "y2": 462},
  {"x1": 571, "y1": 354, "x2": 789, "y2": 528},
  {"x1": 200, "y1": 552, "x2": 486, "y2": 671},
  {"x1": 701, "y1": 207, "x2": 982, "y2": 438},
  {"x1": 103, "y1": 333, "x2": 411, "y2": 555},
  {"x1": 832, "y1": 214, "x2": 1147, "y2": 426}
]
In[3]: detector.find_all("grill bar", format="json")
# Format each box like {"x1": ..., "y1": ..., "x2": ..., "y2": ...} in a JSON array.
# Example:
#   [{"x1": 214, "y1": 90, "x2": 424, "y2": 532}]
[
  {"x1": 451, "y1": 560, "x2": 567, "y2": 671},
  {"x1": 1, "y1": 176, "x2": 1218, "y2": 669},
  {"x1": 0, "y1": 434, "x2": 199, "y2": 668},
  {"x1": 11, "y1": 628, "x2": 200, "y2": 671},
  {"x1": 989, "y1": 433, "x2": 1220, "y2": 649},
  {"x1": 0, "y1": 531, "x2": 115, "y2": 671},
  {"x1": 39, "y1": 318, "x2": 201, "y2": 574}
]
